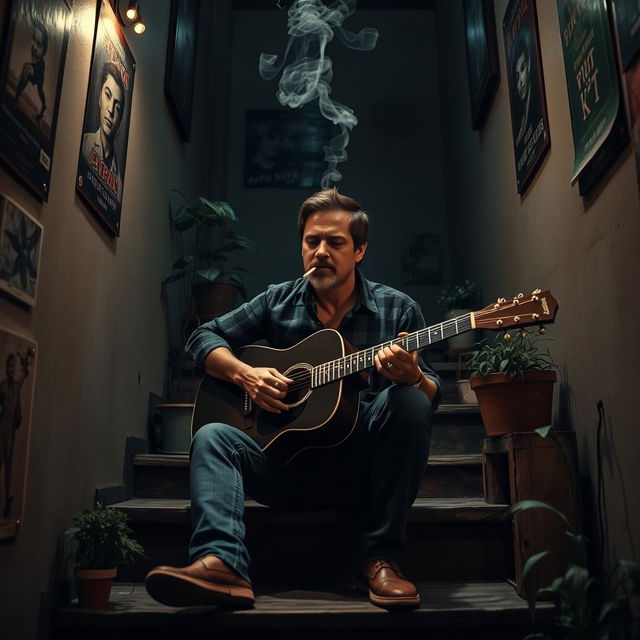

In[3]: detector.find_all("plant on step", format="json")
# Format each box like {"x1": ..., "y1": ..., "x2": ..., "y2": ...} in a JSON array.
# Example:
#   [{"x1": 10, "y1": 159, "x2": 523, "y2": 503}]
[
  {"x1": 466, "y1": 331, "x2": 554, "y2": 378},
  {"x1": 506, "y1": 426, "x2": 640, "y2": 640},
  {"x1": 437, "y1": 278, "x2": 482, "y2": 311},
  {"x1": 66, "y1": 502, "x2": 144, "y2": 569},
  {"x1": 162, "y1": 190, "x2": 257, "y2": 298}
]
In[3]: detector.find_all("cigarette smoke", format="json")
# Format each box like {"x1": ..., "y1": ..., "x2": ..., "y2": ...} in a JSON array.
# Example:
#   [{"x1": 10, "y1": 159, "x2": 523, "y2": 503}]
[{"x1": 259, "y1": 0, "x2": 378, "y2": 187}]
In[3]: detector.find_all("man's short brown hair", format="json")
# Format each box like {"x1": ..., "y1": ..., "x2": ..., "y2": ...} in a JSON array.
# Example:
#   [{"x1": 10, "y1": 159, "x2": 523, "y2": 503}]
[{"x1": 298, "y1": 188, "x2": 369, "y2": 249}]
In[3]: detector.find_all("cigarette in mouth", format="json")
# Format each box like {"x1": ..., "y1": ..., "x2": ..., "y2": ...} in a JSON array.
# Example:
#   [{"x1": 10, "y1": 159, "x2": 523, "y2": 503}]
[{"x1": 303, "y1": 266, "x2": 317, "y2": 278}]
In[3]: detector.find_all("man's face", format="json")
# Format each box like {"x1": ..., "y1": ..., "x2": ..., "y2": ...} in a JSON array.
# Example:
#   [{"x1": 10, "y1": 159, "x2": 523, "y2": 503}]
[
  {"x1": 98, "y1": 73, "x2": 123, "y2": 140},
  {"x1": 515, "y1": 52, "x2": 530, "y2": 102},
  {"x1": 301, "y1": 209, "x2": 367, "y2": 291},
  {"x1": 32, "y1": 27, "x2": 45, "y2": 61}
]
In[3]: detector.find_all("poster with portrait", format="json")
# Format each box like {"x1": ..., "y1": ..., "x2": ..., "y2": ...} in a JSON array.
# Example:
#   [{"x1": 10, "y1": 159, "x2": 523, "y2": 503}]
[
  {"x1": 164, "y1": 0, "x2": 199, "y2": 141},
  {"x1": 0, "y1": 0, "x2": 71, "y2": 201},
  {"x1": 463, "y1": 0, "x2": 500, "y2": 130},
  {"x1": 244, "y1": 108, "x2": 332, "y2": 188},
  {"x1": 503, "y1": 0, "x2": 551, "y2": 194},
  {"x1": 0, "y1": 195, "x2": 43, "y2": 307},
  {"x1": 0, "y1": 326, "x2": 37, "y2": 541},
  {"x1": 76, "y1": 0, "x2": 135, "y2": 236},
  {"x1": 556, "y1": 0, "x2": 628, "y2": 195},
  {"x1": 612, "y1": 0, "x2": 640, "y2": 71}
]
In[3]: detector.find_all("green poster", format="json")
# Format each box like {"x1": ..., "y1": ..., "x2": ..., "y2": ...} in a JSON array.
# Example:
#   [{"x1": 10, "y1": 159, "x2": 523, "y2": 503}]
[{"x1": 556, "y1": 0, "x2": 620, "y2": 183}]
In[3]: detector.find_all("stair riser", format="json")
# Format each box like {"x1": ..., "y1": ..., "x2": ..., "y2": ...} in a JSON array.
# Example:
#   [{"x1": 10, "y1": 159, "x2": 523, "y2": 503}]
[
  {"x1": 430, "y1": 418, "x2": 485, "y2": 455},
  {"x1": 119, "y1": 520, "x2": 512, "y2": 584},
  {"x1": 134, "y1": 462, "x2": 484, "y2": 501}
]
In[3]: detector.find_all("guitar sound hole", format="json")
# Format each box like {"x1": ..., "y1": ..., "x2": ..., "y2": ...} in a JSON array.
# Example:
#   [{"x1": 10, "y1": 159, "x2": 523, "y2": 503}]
[{"x1": 282, "y1": 366, "x2": 311, "y2": 406}]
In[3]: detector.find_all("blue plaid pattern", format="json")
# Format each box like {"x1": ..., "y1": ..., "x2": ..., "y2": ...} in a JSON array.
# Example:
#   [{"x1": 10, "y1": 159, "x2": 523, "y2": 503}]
[{"x1": 186, "y1": 271, "x2": 442, "y2": 407}]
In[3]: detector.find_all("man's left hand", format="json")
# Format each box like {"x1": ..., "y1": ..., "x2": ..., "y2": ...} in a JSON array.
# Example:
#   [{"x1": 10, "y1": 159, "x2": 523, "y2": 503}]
[{"x1": 374, "y1": 332, "x2": 422, "y2": 386}]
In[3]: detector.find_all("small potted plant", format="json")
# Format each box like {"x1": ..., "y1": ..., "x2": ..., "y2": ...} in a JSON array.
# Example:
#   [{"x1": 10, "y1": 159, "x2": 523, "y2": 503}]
[
  {"x1": 163, "y1": 191, "x2": 257, "y2": 322},
  {"x1": 437, "y1": 279, "x2": 482, "y2": 351},
  {"x1": 66, "y1": 503, "x2": 144, "y2": 609},
  {"x1": 467, "y1": 331, "x2": 556, "y2": 436}
]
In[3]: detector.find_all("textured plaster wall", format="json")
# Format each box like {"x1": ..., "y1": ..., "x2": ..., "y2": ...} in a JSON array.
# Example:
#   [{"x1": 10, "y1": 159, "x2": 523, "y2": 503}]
[
  {"x1": 0, "y1": 1, "x2": 213, "y2": 637},
  {"x1": 436, "y1": 0, "x2": 639, "y2": 566}
]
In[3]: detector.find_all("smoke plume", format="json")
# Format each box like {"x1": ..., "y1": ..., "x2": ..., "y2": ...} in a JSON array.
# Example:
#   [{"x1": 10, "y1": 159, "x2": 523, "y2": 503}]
[{"x1": 259, "y1": 0, "x2": 378, "y2": 187}]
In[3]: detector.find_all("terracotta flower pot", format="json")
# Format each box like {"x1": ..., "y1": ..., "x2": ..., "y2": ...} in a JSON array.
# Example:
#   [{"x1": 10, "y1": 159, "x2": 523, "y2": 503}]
[
  {"x1": 469, "y1": 370, "x2": 556, "y2": 436},
  {"x1": 74, "y1": 567, "x2": 117, "y2": 609}
]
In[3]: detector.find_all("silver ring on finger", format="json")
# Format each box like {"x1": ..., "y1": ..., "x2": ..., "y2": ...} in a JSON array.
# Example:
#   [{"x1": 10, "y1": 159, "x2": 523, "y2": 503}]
[{"x1": 386, "y1": 362, "x2": 393, "y2": 369}]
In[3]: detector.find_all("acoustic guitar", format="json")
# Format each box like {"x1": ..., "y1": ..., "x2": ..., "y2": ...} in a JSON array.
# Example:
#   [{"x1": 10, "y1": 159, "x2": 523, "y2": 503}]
[{"x1": 191, "y1": 290, "x2": 558, "y2": 465}]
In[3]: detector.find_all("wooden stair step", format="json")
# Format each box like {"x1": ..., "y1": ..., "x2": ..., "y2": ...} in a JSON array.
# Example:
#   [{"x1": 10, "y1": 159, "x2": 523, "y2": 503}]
[
  {"x1": 53, "y1": 580, "x2": 552, "y2": 639},
  {"x1": 133, "y1": 449, "x2": 485, "y2": 501}
]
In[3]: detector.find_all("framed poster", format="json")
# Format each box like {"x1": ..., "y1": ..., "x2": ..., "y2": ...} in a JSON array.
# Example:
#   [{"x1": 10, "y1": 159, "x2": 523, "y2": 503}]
[
  {"x1": 503, "y1": 0, "x2": 551, "y2": 194},
  {"x1": 76, "y1": 0, "x2": 135, "y2": 237},
  {"x1": 556, "y1": 0, "x2": 627, "y2": 194},
  {"x1": 0, "y1": 0, "x2": 71, "y2": 201},
  {"x1": 0, "y1": 195, "x2": 43, "y2": 307},
  {"x1": 0, "y1": 326, "x2": 37, "y2": 540},
  {"x1": 244, "y1": 108, "x2": 332, "y2": 188},
  {"x1": 463, "y1": 0, "x2": 500, "y2": 130},
  {"x1": 612, "y1": 0, "x2": 640, "y2": 71},
  {"x1": 164, "y1": 0, "x2": 199, "y2": 141}
]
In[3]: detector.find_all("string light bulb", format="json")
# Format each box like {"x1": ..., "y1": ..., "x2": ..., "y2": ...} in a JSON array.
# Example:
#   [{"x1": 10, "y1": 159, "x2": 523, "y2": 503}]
[
  {"x1": 125, "y1": 1, "x2": 138, "y2": 21},
  {"x1": 132, "y1": 8, "x2": 146, "y2": 34}
]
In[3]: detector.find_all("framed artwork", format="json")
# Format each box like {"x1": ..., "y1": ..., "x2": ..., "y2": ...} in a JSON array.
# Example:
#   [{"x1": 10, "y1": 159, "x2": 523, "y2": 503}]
[
  {"x1": 0, "y1": 326, "x2": 37, "y2": 541},
  {"x1": 556, "y1": 0, "x2": 627, "y2": 195},
  {"x1": 401, "y1": 234, "x2": 442, "y2": 285},
  {"x1": 244, "y1": 108, "x2": 332, "y2": 188},
  {"x1": 612, "y1": 0, "x2": 640, "y2": 71},
  {"x1": 463, "y1": 0, "x2": 500, "y2": 130},
  {"x1": 0, "y1": 0, "x2": 71, "y2": 201},
  {"x1": 164, "y1": 0, "x2": 199, "y2": 141},
  {"x1": 0, "y1": 195, "x2": 43, "y2": 307},
  {"x1": 76, "y1": 0, "x2": 136, "y2": 237},
  {"x1": 503, "y1": 0, "x2": 551, "y2": 194}
]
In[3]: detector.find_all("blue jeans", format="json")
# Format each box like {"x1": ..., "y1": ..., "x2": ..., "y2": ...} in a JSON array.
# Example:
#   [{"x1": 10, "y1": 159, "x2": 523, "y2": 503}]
[{"x1": 189, "y1": 384, "x2": 433, "y2": 582}]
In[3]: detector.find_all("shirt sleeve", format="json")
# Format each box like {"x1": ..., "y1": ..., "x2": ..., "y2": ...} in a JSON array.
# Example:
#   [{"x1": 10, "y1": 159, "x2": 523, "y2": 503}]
[
  {"x1": 185, "y1": 291, "x2": 270, "y2": 367},
  {"x1": 399, "y1": 302, "x2": 443, "y2": 409}
]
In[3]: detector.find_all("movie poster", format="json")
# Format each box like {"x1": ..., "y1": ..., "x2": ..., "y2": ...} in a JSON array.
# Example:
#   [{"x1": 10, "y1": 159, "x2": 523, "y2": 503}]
[
  {"x1": 76, "y1": 0, "x2": 135, "y2": 236},
  {"x1": 0, "y1": 0, "x2": 71, "y2": 201},
  {"x1": 0, "y1": 327, "x2": 37, "y2": 540},
  {"x1": 503, "y1": 0, "x2": 551, "y2": 194}
]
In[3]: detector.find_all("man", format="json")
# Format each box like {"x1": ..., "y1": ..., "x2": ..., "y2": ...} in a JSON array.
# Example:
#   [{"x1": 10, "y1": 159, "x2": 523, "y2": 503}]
[
  {"x1": 81, "y1": 61, "x2": 125, "y2": 200},
  {"x1": 510, "y1": 28, "x2": 536, "y2": 148},
  {"x1": 14, "y1": 17, "x2": 48, "y2": 122},
  {"x1": 146, "y1": 189, "x2": 442, "y2": 610}
]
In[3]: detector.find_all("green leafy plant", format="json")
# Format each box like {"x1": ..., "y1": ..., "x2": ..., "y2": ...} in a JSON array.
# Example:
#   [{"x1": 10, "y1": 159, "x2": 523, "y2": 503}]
[
  {"x1": 437, "y1": 279, "x2": 481, "y2": 311},
  {"x1": 466, "y1": 332, "x2": 554, "y2": 378},
  {"x1": 162, "y1": 191, "x2": 257, "y2": 298},
  {"x1": 65, "y1": 503, "x2": 144, "y2": 569},
  {"x1": 506, "y1": 426, "x2": 640, "y2": 639}
]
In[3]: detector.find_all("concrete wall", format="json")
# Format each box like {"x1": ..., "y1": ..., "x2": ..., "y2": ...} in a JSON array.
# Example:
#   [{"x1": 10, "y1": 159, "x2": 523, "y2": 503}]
[
  {"x1": 225, "y1": 8, "x2": 449, "y2": 323},
  {"x1": 436, "y1": 0, "x2": 639, "y2": 567},
  {"x1": 0, "y1": 1, "x2": 214, "y2": 637}
]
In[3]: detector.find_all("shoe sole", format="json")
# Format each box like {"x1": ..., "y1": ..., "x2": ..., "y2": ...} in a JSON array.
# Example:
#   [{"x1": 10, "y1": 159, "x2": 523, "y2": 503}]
[
  {"x1": 356, "y1": 582, "x2": 421, "y2": 609},
  {"x1": 145, "y1": 570, "x2": 255, "y2": 609}
]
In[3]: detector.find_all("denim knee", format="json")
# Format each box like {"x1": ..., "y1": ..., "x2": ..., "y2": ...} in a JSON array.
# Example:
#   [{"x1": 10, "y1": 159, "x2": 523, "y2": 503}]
[{"x1": 191, "y1": 422, "x2": 240, "y2": 454}]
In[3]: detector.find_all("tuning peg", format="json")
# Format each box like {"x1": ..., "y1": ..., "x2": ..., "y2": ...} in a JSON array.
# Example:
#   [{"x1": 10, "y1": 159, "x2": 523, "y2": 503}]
[
  {"x1": 497, "y1": 297, "x2": 507, "y2": 304},
  {"x1": 513, "y1": 316, "x2": 520, "y2": 323},
  {"x1": 532, "y1": 313, "x2": 540, "y2": 320},
  {"x1": 538, "y1": 325, "x2": 546, "y2": 334},
  {"x1": 532, "y1": 288, "x2": 541, "y2": 295},
  {"x1": 496, "y1": 319, "x2": 503, "y2": 326},
  {"x1": 513, "y1": 298, "x2": 520, "y2": 305},
  {"x1": 503, "y1": 332, "x2": 512, "y2": 340},
  {"x1": 517, "y1": 293, "x2": 524, "y2": 298},
  {"x1": 519, "y1": 328, "x2": 527, "y2": 338}
]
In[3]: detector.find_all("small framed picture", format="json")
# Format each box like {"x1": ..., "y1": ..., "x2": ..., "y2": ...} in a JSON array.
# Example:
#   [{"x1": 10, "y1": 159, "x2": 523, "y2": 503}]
[
  {"x1": 463, "y1": 0, "x2": 500, "y2": 130},
  {"x1": 0, "y1": 195, "x2": 43, "y2": 307},
  {"x1": 0, "y1": 326, "x2": 37, "y2": 540},
  {"x1": 164, "y1": 0, "x2": 199, "y2": 141}
]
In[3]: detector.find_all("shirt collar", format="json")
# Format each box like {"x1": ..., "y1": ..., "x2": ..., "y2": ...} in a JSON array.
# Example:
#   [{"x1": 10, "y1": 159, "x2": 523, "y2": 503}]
[{"x1": 293, "y1": 269, "x2": 379, "y2": 314}]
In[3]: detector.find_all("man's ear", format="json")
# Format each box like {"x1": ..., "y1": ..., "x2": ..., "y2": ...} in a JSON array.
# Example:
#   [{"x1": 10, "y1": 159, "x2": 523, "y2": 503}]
[{"x1": 355, "y1": 242, "x2": 368, "y2": 263}]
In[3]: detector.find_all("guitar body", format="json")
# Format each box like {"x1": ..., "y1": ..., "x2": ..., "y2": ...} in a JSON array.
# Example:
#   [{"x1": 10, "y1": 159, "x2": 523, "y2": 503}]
[{"x1": 191, "y1": 329, "x2": 362, "y2": 466}]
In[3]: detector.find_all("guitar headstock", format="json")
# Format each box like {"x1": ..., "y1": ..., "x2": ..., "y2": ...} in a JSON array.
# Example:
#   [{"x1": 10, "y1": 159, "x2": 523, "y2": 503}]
[{"x1": 473, "y1": 289, "x2": 558, "y2": 332}]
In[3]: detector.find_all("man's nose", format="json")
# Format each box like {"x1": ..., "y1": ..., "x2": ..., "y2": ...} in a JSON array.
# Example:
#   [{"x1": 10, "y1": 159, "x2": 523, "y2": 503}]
[{"x1": 315, "y1": 241, "x2": 330, "y2": 257}]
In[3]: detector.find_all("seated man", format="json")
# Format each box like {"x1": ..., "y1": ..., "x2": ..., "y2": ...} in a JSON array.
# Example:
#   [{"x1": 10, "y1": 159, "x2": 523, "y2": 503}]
[{"x1": 146, "y1": 188, "x2": 442, "y2": 610}]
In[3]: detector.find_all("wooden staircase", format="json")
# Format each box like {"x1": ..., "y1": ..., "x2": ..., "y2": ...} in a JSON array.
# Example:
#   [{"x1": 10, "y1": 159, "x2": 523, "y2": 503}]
[{"x1": 52, "y1": 357, "x2": 555, "y2": 639}]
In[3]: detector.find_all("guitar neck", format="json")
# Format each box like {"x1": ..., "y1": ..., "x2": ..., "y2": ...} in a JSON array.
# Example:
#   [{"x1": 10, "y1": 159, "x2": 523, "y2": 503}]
[{"x1": 311, "y1": 312, "x2": 474, "y2": 387}]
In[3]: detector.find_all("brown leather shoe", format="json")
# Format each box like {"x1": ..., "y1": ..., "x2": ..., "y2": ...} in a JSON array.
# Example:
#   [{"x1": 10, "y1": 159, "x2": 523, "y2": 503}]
[
  {"x1": 145, "y1": 556, "x2": 255, "y2": 609},
  {"x1": 357, "y1": 559, "x2": 420, "y2": 609}
]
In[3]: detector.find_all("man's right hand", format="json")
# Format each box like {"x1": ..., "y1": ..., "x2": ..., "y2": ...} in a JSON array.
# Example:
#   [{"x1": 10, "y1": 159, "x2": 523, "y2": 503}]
[{"x1": 234, "y1": 367, "x2": 293, "y2": 414}]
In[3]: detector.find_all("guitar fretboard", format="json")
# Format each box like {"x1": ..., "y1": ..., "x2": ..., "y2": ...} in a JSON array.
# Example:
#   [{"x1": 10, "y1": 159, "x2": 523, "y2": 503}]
[{"x1": 311, "y1": 313, "x2": 474, "y2": 388}]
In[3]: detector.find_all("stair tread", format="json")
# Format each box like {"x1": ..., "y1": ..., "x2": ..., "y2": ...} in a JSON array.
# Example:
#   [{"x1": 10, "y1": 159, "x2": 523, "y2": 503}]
[
  {"x1": 55, "y1": 580, "x2": 551, "y2": 630},
  {"x1": 110, "y1": 497, "x2": 508, "y2": 524}
]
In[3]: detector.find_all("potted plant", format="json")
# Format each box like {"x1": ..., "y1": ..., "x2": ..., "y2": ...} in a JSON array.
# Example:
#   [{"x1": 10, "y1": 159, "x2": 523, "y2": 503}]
[
  {"x1": 438, "y1": 279, "x2": 482, "y2": 352},
  {"x1": 467, "y1": 331, "x2": 556, "y2": 436},
  {"x1": 66, "y1": 502, "x2": 144, "y2": 609},
  {"x1": 163, "y1": 191, "x2": 257, "y2": 323}
]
